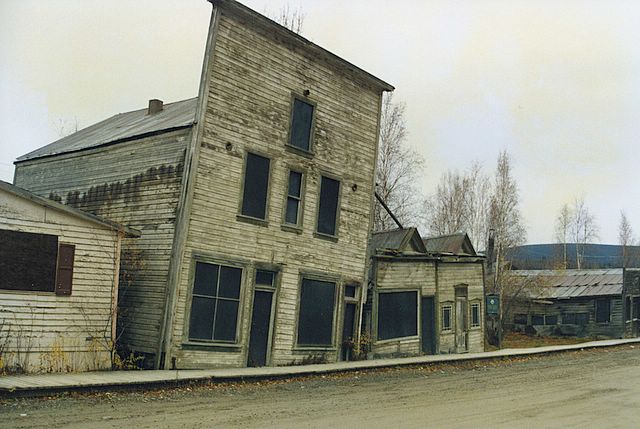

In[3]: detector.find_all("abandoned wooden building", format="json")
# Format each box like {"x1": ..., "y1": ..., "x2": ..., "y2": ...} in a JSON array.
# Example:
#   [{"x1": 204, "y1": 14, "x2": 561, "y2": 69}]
[
  {"x1": 623, "y1": 268, "x2": 640, "y2": 337},
  {"x1": 366, "y1": 229, "x2": 485, "y2": 358},
  {"x1": 508, "y1": 269, "x2": 634, "y2": 339},
  {"x1": 0, "y1": 181, "x2": 139, "y2": 372},
  {"x1": 13, "y1": 0, "x2": 393, "y2": 369}
]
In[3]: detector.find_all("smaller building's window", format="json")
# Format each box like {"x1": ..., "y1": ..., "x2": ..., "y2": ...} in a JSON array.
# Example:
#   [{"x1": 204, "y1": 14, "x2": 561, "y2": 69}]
[
  {"x1": 377, "y1": 291, "x2": 418, "y2": 340},
  {"x1": 595, "y1": 298, "x2": 611, "y2": 323},
  {"x1": 531, "y1": 314, "x2": 545, "y2": 326},
  {"x1": 514, "y1": 313, "x2": 528, "y2": 324},
  {"x1": 442, "y1": 305, "x2": 452, "y2": 331},
  {"x1": 545, "y1": 314, "x2": 558, "y2": 325},
  {"x1": 284, "y1": 171, "x2": 303, "y2": 226},
  {"x1": 316, "y1": 176, "x2": 340, "y2": 236},
  {"x1": 288, "y1": 97, "x2": 315, "y2": 152},
  {"x1": 470, "y1": 303, "x2": 480, "y2": 327},
  {"x1": 240, "y1": 153, "x2": 270, "y2": 220}
]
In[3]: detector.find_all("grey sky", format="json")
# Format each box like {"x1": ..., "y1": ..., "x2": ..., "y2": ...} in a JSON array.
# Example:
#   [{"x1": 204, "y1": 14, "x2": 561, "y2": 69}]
[{"x1": 1, "y1": 0, "x2": 638, "y2": 245}]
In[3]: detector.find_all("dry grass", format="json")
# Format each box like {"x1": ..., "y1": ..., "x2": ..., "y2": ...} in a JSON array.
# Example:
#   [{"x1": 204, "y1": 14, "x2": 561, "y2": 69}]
[{"x1": 501, "y1": 332, "x2": 596, "y2": 349}]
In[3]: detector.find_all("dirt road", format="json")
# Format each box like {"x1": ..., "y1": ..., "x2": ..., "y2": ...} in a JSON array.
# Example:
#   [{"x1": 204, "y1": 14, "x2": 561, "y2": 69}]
[{"x1": 2, "y1": 346, "x2": 640, "y2": 428}]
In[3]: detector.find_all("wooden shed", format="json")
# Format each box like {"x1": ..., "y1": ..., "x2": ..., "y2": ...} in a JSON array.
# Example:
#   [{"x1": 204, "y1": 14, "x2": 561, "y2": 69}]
[
  {"x1": 366, "y1": 229, "x2": 485, "y2": 358},
  {"x1": 13, "y1": 0, "x2": 393, "y2": 369},
  {"x1": 0, "y1": 181, "x2": 138, "y2": 373}
]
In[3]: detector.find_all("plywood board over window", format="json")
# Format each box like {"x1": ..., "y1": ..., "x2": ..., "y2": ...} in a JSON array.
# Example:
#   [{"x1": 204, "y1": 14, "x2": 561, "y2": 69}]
[
  {"x1": 377, "y1": 291, "x2": 418, "y2": 341},
  {"x1": 297, "y1": 278, "x2": 336, "y2": 347}
]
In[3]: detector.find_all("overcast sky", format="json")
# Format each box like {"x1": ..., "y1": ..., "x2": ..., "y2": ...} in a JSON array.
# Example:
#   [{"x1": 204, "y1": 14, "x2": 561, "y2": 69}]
[{"x1": 1, "y1": 0, "x2": 639, "y2": 245}]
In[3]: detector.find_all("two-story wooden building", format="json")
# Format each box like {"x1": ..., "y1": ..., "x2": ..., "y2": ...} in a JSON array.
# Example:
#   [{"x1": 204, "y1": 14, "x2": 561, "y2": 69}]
[{"x1": 13, "y1": 0, "x2": 393, "y2": 369}]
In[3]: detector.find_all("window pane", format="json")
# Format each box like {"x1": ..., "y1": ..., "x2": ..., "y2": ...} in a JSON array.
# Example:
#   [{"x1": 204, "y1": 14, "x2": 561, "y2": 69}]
[
  {"x1": 297, "y1": 279, "x2": 335, "y2": 346},
  {"x1": 193, "y1": 262, "x2": 219, "y2": 296},
  {"x1": 255, "y1": 270, "x2": 275, "y2": 287},
  {"x1": 377, "y1": 291, "x2": 418, "y2": 340},
  {"x1": 317, "y1": 176, "x2": 340, "y2": 236},
  {"x1": 545, "y1": 315, "x2": 558, "y2": 325},
  {"x1": 213, "y1": 299, "x2": 239, "y2": 342},
  {"x1": 471, "y1": 304, "x2": 480, "y2": 326},
  {"x1": 290, "y1": 98, "x2": 314, "y2": 151},
  {"x1": 532, "y1": 314, "x2": 544, "y2": 325},
  {"x1": 563, "y1": 313, "x2": 577, "y2": 325},
  {"x1": 288, "y1": 171, "x2": 302, "y2": 198},
  {"x1": 188, "y1": 296, "x2": 215, "y2": 340},
  {"x1": 285, "y1": 197, "x2": 299, "y2": 225},
  {"x1": 0, "y1": 229, "x2": 58, "y2": 292},
  {"x1": 218, "y1": 266, "x2": 242, "y2": 299},
  {"x1": 442, "y1": 307, "x2": 451, "y2": 330},
  {"x1": 241, "y1": 153, "x2": 270, "y2": 219},
  {"x1": 576, "y1": 313, "x2": 589, "y2": 325},
  {"x1": 345, "y1": 285, "x2": 357, "y2": 298}
]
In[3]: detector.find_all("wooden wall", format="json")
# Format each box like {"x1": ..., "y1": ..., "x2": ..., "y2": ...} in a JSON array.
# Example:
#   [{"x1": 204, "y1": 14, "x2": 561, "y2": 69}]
[
  {"x1": 13, "y1": 130, "x2": 188, "y2": 354},
  {"x1": 169, "y1": 10, "x2": 383, "y2": 368},
  {"x1": 0, "y1": 189, "x2": 120, "y2": 372}
]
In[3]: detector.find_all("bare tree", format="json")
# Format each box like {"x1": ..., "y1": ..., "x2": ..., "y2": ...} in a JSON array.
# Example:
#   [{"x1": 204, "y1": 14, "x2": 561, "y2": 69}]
[
  {"x1": 374, "y1": 93, "x2": 424, "y2": 231},
  {"x1": 270, "y1": 4, "x2": 305, "y2": 34},
  {"x1": 570, "y1": 197, "x2": 599, "y2": 269},
  {"x1": 619, "y1": 210, "x2": 635, "y2": 268},
  {"x1": 554, "y1": 203, "x2": 572, "y2": 268}
]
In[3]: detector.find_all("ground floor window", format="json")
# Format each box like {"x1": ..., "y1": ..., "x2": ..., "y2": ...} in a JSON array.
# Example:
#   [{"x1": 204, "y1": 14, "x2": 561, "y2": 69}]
[
  {"x1": 513, "y1": 313, "x2": 528, "y2": 324},
  {"x1": 531, "y1": 314, "x2": 545, "y2": 325},
  {"x1": 562, "y1": 312, "x2": 589, "y2": 326},
  {"x1": 470, "y1": 302, "x2": 480, "y2": 327},
  {"x1": 377, "y1": 291, "x2": 418, "y2": 340},
  {"x1": 441, "y1": 304, "x2": 452, "y2": 331},
  {"x1": 545, "y1": 314, "x2": 558, "y2": 325},
  {"x1": 188, "y1": 262, "x2": 242, "y2": 342},
  {"x1": 595, "y1": 298, "x2": 611, "y2": 323},
  {"x1": 297, "y1": 278, "x2": 336, "y2": 346}
]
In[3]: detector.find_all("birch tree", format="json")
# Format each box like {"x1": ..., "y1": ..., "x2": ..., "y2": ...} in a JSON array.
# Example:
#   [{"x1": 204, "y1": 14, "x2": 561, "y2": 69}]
[
  {"x1": 374, "y1": 93, "x2": 424, "y2": 230},
  {"x1": 570, "y1": 197, "x2": 599, "y2": 269},
  {"x1": 619, "y1": 211, "x2": 635, "y2": 267},
  {"x1": 554, "y1": 203, "x2": 572, "y2": 268}
]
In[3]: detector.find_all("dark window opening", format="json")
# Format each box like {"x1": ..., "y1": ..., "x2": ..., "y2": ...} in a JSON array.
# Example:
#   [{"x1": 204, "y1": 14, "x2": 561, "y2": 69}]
[
  {"x1": 595, "y1": 298, "x2": 611, "y2": 323},
  {"x1": 531, "y1": 314, "x2": 545, "y2": 325},
  {"x1": 241, "y1": 153, "x2": 270, "y2": 220},
  {"x1": 514, "y1": 313, "x2": 528, "y2": 324},
  {"x1": 471, "y1": 303, "x2": 480, "y2": 327},
  {"x1": 0, "y1": 229, "x2": 58, "y2": 292},
  {"x1": 442, "y1": 305, "x2": 452, "y2": 331},
  {"x1": 285, "y1": 171, "x2": 303, "y2": 225},
  {"x1": 545, "y1": 314, "x2": 558, "y2": 325},
  {"x1": 377, "y1": 291, "x2": 418, "y2": 340},
  {"x1": 289, "y1": 98, "x2": 314, "y2": 152},
  {"x1": 297, "y1": 279, "x2": 336, "y2": 346},
  {"x1": 189, "y1": 262, "x2": 242, "y2": 342},
  {"x1": 317, "y1": 176, "x2": 340, "y2": 236},
  {"x1": 563, "y1": 312, "x2": 589, "y2": 326},
  {"x1": 255, "y1": 270, "x2": 275, "y2": 288},
  {"x1": 345, "y1": 285, "x2": 357, "y2": 298}
]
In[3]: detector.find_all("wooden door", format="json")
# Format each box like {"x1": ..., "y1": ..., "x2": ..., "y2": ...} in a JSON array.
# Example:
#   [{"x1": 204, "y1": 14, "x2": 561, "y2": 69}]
[
  {"x1": 455, "y1": 296, "x2": 468, "y2": 352},
  {"x1": 421, "y1": 297, "x2": 436, "y2": 354},
  {"x1": 247, "y1": 290, "x2": 274, "y2": 367},
  {"x1": 341, "y1": 303, "x2": 357, "y2": 361}
]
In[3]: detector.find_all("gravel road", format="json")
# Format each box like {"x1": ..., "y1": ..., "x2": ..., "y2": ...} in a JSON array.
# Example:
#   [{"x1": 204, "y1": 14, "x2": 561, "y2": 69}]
[{"x1": 2, "y1": 345, "x2": 639, "y2": 429}]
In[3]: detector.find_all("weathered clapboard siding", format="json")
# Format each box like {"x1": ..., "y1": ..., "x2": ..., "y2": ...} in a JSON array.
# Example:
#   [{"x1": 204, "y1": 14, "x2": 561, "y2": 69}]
[
  {"x1": 13, "y1": 130, "x2": 188, "y2": 353},
  {"x1": 169, "y1": 9, "x2": 383, "y2": 368},
  {"x1": 1, "y1": 187, "x2": 121, "y2": 372}
]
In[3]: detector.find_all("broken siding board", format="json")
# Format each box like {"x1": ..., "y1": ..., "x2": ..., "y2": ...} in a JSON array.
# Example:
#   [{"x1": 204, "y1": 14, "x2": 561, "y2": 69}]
[{"x1": 13, "y1": 130, "x2": 189, "y2": 353}]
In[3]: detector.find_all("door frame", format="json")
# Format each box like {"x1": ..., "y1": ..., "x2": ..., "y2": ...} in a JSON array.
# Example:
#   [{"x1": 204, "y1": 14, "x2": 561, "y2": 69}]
[
  {"x1": 421, "y1": 296, "x2": 436, "y2": 355},
  {"x1": 246, "y1": 268, "x2": 279, "y2": 367}
]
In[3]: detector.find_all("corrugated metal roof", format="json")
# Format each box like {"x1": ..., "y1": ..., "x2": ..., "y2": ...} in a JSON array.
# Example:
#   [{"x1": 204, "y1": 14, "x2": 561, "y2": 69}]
[
  {"x1": 512, "y1": 269, "x2": 623, "y2": 298},
  {"x1": 370, "y1": 229, "x2": 413, "y2": 252},
  {"x1": 423, "y1": 232, "x2": 476, "y2": 255},
  {"x1": 16, "y1": 98, "x2": 197, "y2": 162}
]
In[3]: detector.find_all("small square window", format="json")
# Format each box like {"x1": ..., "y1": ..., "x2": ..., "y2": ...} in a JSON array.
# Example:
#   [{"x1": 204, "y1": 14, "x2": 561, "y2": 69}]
[
  {"x1": 545, "y1": 315, "x2": 558, "y2": 325},
  {"x1": 531, "y1": 314, "x2": 545, "y2": 326},
  {"x1": 345, "y1": 285, "x2": 357, "y2": 298},
  {"x1": 289, "y1": 97, "x2": 315, "y2": 152},
  {"x1": 255, "y1": 270, "x2": 276, "y2": 288},
  {"x1": 442, "y1": 305, "x2": 452, "y2": 331}
]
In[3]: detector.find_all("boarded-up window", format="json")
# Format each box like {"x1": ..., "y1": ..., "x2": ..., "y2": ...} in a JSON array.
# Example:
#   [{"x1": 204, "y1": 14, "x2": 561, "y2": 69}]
[
  {"x1": 377, "y1": 291, "x2": 418, "y2": 340},
  {"x1": 297, "y1": 279, "x2": 335, "y2": 346},
  {"x1": 531, "y1": 314, "x2": 545, "y2": 325},
  {"x1": 0, "y1": 229, "x2": 58, "y2": 292},
  {"x1": 241, "y1": 153, "x2": 270, "y2": 220},
  {"x1": 317, "y1": 176, "x2": 340, "y2": 236},
  {"x1": 285, "y1": 171, "x2": 303, "y2": 225},
  {"x1": 55, "y1": 244, "x2": 75, "y2": 296},
  {"x1": 442, "y1": 305, "x2": 452, "y2": 331},
  {"x1": 289, "y1": 98, "x2": 314, "y2": 152},
  {"x1": 470, "y1": 303, "x2": 480, "y2": 327},
  {"x1": 595, "y1": 298, "x2": 611, "y2": 323},
  {"x1": 188, "y1": 262, "x2": 242, "y2": 342}
]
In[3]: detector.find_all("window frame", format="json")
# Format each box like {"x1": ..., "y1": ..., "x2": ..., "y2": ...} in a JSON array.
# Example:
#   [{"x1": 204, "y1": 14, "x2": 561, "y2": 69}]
[
  {"x1": 314, "y1": 172, "x2": 342, "y2": 240},
  {"x1": 294, "y1": 272, "x2": 339, "y2": 350},
  {"x1": 375, "y1": 289, "x2": 420, "y2": 342},
  {"x1": 281, "y1": 167, "x2": 306, "y2": 232},
  {"x1": 286, "y1": 92, "x2": 317, "y2": 156},
  {"x1": 441, "y1": 303, "x2": 453, "y2": 332},
  {"x1": 184, "y1": 256, "x2": 246, "y2": 347},
  {"x1": 470, "y1": 301, "x2": 481, "y2": 328},
  {"x1": 237, "y1": 150, "x2": 272, "y2": 226}
]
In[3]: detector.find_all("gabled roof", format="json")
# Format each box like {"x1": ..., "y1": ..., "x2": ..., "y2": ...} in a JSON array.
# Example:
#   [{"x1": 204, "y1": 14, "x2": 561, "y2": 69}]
[
  {"x1": 370, "y1": 227, "x2": 426, "y2": 254},
  {"x1": 0, "y1": 181, "x2": 140, "y2": 237},
  {"x1": 511, "y1": 269, "x2": 623, "y2": 299},
  {"x1": 16, "y1": 98, "x2": 198, "y2": 163},
  {"x1": 423, "y1": 232, "x2": 476, "y2": 256}
]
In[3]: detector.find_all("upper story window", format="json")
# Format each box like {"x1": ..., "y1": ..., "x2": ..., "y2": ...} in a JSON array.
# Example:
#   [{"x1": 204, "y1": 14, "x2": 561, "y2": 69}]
[
  {"x1": 284, "y1": 170, "x2": 303, "y2": 226},
  {"x1": 288, "y1": 96, "x2": 315, "y2": 153},
  {"x1": 0, "y1": 229, "x2": 75, "y2": 295},
  {"x1": 240, "y1": 152, "x2": 271, "y2": 221},
  {"x1": 316, "y1": 176, "x2": 340, "y2": 237}
]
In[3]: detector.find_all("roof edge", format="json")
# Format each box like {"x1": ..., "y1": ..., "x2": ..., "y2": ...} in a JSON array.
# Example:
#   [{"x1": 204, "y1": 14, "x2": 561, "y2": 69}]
[
  {"x1": 0, "y1": 181, "x2": 140, "y2": 238},
  {"x1": 209, "y1": 0, "x2": 394, "y2": 92}
]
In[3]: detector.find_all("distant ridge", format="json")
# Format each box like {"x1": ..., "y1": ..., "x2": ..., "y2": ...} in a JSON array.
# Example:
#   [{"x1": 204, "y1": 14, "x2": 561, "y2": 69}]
[{"x1": 505, "y1": 243, "x2": 640, "y2": 269}]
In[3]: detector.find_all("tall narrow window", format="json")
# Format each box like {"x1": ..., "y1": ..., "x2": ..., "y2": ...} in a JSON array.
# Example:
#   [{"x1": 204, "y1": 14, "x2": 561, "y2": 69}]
[
  {"x1": 289, "y1": 97, "x2": 315, "y2": 152},
  {"x1": 285, "y1": 171, "x2": 303, "y2": 226},
  {"x1": 442, "y1": 305, "x2": 452, "y2": 331},
  {"x1": 470, "y1": 303, "x2": 480, "y2": 327},
  {"x1": 316, "y1": 176, "x2": 340, "y2": 236},
  {"x1": 189, "y1": 262, "x2": 242, "y2": 342},
  {"x1": 297, "y1": 278, "x2": 336, "y2": 346},
  {"x1": 241, "y1": 153, "x2": 270, "y2": 220}
]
